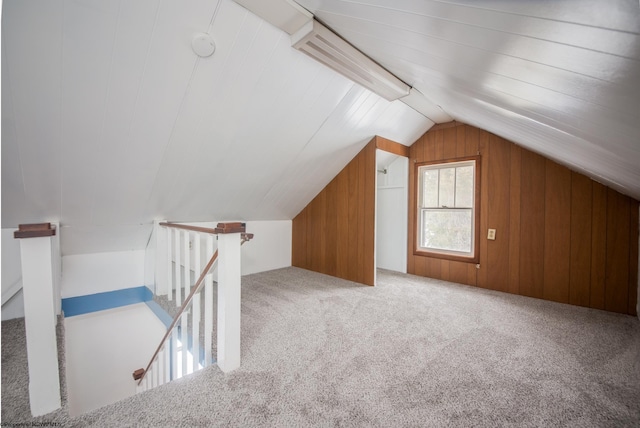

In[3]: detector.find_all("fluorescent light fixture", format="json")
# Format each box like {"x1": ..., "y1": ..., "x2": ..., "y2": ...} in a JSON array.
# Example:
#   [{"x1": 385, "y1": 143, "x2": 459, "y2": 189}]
[{"x1": 291, "y1": 19, "x2": 411, "y2": 101}]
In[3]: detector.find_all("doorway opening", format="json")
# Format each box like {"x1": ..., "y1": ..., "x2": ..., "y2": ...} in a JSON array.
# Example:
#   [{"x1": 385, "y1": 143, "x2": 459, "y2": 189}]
[{"x1": 375, "y1": 150, "x2": 409, "y2": 274}]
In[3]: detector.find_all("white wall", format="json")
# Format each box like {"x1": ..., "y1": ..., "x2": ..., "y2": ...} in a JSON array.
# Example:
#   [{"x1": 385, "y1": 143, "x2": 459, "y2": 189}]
[
  {"x1": 51, "y1": 223, "x2": 62, "y2": 315},
  {"x1": 64, "y1": 303, "x2": 165, "y2": 416},
  {"x1": 143, "y1": 225, "x2": 157, "y2": 292},
  {"x1": 240, "y1": 220, "x2": 292, "y2": 275},
  {"x1": 177, "y1": 220, "x2": 292, "y2": 276},
  {"x1": 151, "y1": 220, "x2": 291, "y2": 297},
  {"x1": 376, "y1": 154, "x2": 408, "y2": 273},
  {"x1": 61, "y1": 250, "x2": 146, "y2": 298},
  {"x1": 2, "y1": 228, "x2": 25, "y2": 320}
]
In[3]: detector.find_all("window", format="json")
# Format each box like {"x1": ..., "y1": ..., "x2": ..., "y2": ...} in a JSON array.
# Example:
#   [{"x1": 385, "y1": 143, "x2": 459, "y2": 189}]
[{"x1": 415, "y1": 156, "x2": 480, "y2": 263}]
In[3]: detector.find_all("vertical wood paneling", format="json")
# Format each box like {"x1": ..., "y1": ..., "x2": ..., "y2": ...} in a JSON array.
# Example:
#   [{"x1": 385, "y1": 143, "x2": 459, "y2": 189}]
[
  {"x1": 629, "y1": 202, "x2": 639, "y2": 316},
  {"x1": 456, "y1": 125, "x2": 467, "y2": 157},
  {"x1": 363, "y1": 142, "x2": 376, "y2": 285},
  {"x1": 508, "y1": 144, "x2": 521, "y2": 294},
  {"x1": 427, "y1": 256, "x2": 441, "y2": 278},
  {"x1": 357, "y1": 150, "x2": 366, "y2": 282},
  {"x1": 440, "y1": 260, "x2": 451, "y2": 281},
  {"x1": 543, "y1": 160, "x2": 571, "y2": 303},
  {"x1": 443, "y1": 127, "x2": 457, "y2": 159},
  {"x1": 291, "y1": 139, "x2": 376, "y2": 286},
  {"x1": 477, "y1": 131, "x2": 490, "y2": 288},
  {"x1": 465, "y1": 125, "x2": 479, "y2": 156},
  {"x1": 486, "y1": 136, "x2": 510, "y2": 292},
  {"x1": 291, "y1": 123, "x2": 638, "y2": 315},
  {"x1": 590, "y1": 182, "x2": 607, "y2": 310},
  {"x1": 325, "y1": 179, "x2": 338, "y2": 276},
  {"x1": 519, "y1": 150, "x2": 545, "y2": 298},
  {"x1": 605, "y1": 188, "x2": 630, "y2": 313},
  {"x1": 569, "y1": 172, "x2": 592, "y2": 307},
  {"x1": 309, "y1": 191, "x2": 326, "y2": 273},
  {"x1": 347, "y1": 156, "x2": 360, "y2": 281},
  {"x1": 425, "y1": 130, "x2": 436, "y2": 160},
  {"x1": 404, "y1": 122, "x2": 637, "y2": 315},
  {"x1": 336, "y1": 169, "x2": 349, "y2": 279},
  {"x1": 449, "y1": 260, "x2": 469, "y2": 285},
  {"x1": 407, "y1": 143, "x2": 417, "y2": 274},
  {"x1": 291, "y1": 209, "x2": 306, "y2": 267},
  {"x1": 434, "y1": 129, "x2": 444, "y2": 159}
]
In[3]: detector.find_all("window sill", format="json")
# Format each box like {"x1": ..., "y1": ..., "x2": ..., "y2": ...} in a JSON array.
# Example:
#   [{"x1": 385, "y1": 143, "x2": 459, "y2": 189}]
[{"x1": 413, "y1": 249, "x2": 479, "y2": 264}]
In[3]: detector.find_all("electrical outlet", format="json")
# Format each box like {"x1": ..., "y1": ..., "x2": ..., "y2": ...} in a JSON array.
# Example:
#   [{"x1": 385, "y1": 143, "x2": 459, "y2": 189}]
[{"x1": 487, "y1": 229, "x2": 496, "y2": 240}]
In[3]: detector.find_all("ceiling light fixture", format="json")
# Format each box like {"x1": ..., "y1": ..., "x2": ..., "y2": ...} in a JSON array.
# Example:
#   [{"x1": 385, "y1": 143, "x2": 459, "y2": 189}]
[{"x1": 291, "y1": 19, "x2": 410, "y2": 101}]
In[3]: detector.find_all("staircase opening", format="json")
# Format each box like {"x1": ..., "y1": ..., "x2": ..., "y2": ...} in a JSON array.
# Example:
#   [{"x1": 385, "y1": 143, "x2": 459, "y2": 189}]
[{"x1": 133, "y1": 222, "x2": 253, "y2": 392}]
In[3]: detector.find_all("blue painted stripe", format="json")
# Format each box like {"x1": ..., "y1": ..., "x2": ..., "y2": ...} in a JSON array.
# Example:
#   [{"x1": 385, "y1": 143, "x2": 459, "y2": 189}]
[
  {"x1": 145, "y1": 300, "x2": 173, "y2": 328},
  {"x1": 62, "y1": 286, "x2": 153, "y2": 317}
]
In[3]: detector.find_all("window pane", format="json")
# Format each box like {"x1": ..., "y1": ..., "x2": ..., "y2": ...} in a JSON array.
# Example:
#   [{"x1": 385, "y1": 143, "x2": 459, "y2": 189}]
[
  {"x1": 455, "y1": 165, "x2": 474, "y2": 208},
  {"x1": 438, "y1": 168, "x2": 455, "y2": 208},
  {"x1": 421, "y1": 209, "x2": 472, "y2": 253},
  {"x1": 423, "y1": 169, "x2": 439, "y2": 208}
]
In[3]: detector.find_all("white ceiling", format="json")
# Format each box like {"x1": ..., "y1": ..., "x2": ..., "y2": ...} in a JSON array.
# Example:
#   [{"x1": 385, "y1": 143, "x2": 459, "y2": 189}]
[
  {"x1": 293, "y1": 0, "x2": 640, "y2": 199},
  {"x1": 2, "y1": 0, "x2": 639, "y2": 255},
  {"x1": 1, "y1": 0, "x2": 430, "y2": 254}
]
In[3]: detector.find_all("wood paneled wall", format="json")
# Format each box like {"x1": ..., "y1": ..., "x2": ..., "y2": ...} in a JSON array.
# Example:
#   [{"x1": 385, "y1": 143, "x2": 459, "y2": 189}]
[
  {"x1": 408, "y1": 123, "x2": 639, "y2": 315},
  {"x1": 292, "y1": 139, "x2": 377, "y2": 285}
]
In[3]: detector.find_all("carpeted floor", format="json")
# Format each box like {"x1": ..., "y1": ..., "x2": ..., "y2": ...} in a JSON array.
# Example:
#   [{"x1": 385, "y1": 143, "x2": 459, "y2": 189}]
[{"x1": 2, "y1": 267, "x2": 640, "y2": 427}]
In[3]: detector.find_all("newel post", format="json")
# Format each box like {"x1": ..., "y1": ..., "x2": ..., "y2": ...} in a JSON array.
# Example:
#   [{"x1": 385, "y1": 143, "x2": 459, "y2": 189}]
[
  {"x1": 14, "y1": 223, "x2": 61, "y2": 416},
  {"x1": 215, "y1": 222, "x2": 245, "y2": 373}
]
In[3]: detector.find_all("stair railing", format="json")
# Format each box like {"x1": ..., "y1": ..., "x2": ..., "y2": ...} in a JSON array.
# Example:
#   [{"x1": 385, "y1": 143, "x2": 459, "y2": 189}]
[{"x1": 133, "y1": 222, "x2": 252, "y2": 390}]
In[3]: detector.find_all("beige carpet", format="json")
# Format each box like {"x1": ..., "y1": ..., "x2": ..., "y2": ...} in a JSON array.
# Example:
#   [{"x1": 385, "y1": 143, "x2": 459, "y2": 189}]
[{"x1": 3, "y1": 267, "x2": 640, "y2": 427}]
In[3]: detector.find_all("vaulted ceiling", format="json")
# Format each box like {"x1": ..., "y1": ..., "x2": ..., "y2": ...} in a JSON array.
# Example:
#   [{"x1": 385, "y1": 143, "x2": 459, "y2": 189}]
[
  {"x1": 2, "y1": 0, "x2": 639, "y2": 255},
  {"x1": 295, "y1": 0, "x2": 640, "y2": 197}
]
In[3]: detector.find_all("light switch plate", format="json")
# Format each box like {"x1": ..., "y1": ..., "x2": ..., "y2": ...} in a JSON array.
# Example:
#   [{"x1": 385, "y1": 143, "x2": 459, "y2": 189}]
[{"x1": 487, "y1": 229, "x2": 496, "y2": 240}]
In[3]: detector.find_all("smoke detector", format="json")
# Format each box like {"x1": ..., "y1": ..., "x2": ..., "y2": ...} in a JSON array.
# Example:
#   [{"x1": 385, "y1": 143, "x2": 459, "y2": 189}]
[{"x1": 191, "y1": 33, "x2": 215, "y2": 58}]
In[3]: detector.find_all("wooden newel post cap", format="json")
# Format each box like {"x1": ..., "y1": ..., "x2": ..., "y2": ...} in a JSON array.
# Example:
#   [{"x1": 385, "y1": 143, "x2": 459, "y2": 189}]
[
  {"x1": 14, "y1": 223, "x2": 56, "y2": 239},
  {"x1": 132, "y1": 368, "x2": 145, "y2": 381},
  {"x1": 214, "y1": 222, "x2": 246, "y2": 234}
]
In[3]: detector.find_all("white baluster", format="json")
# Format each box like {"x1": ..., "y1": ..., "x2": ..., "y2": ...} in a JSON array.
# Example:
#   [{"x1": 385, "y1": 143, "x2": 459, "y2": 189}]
[
  {"x1": 157, "y1": 348, "x2": 164, "y2": 386},
  {"x1": 204, "y1": 235, "x2": 214, "y2": 367},
  {"x1": 182, "y1": 230, "x2": 191, "y2": 374},
  {"x1": 174, "y1": 229, "x2": 181, "y2": 305},
  {"x1": 167, "y1": 227, "x2": 173, "y2": 301},
  {"x1": 192, "y1": 233, "x2": 201, "y2": 371},
  {"x1": 181, "y1": 314, "x2": 189, "y2": 375},
  {"x1": 171, "y1": 329, "x2": 179, "y2": 379},
  {"x1": 164, "y1": 342, "x2": 171, "y2": 383},
  {"x1": 184, "y1": 231, "x2": 191, "y2": 296},
  {"x1": 152, "y1": 360, "x2": 158, "y2": 388}
]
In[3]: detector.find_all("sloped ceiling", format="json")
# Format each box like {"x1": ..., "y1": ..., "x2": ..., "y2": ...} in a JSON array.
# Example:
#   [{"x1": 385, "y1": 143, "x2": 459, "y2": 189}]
[
  {"x1": 2, "y1": 0, "x2": 639, "y2": 256},
  {"x1": 293, "y1": 0, "x2": 640, "y2": 199},
  {"x1": 1, "y1": 0, "x2": 430, "y2": 254}
]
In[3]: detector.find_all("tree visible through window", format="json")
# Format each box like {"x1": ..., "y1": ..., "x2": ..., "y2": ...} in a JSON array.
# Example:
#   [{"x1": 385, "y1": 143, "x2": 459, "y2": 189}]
[{"x1": 415, "y1": 157, "x2": 480, "y2": 262}]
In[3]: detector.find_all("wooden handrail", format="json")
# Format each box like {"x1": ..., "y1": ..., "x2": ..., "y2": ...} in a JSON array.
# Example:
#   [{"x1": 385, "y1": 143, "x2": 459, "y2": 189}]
[
  {"x1": 159, "y1": 221, "x2": 250, "y2": 236},
  {"x1": 159, "y1": 222, "x2": 218, "y2": 235},
  {"x1": 133, "y1": 229, "x2": 253, "y2": 385}
]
